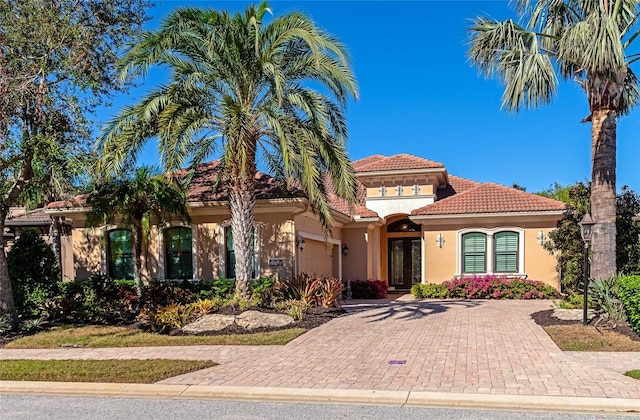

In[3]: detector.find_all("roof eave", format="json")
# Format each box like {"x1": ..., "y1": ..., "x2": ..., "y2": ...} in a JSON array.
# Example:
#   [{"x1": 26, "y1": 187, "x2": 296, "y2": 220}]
[
  {"x1": 356, "y1": 167, "x2": 445, "y2": 177},
  {"x1": 410, "y1": 210, "x2": 565, "y2": 220}
]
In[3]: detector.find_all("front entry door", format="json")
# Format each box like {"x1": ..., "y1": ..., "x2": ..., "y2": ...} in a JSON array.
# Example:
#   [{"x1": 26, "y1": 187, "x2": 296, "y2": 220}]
[{"x1": 388, "y1": 238, "x2": 421, "y2": 290}]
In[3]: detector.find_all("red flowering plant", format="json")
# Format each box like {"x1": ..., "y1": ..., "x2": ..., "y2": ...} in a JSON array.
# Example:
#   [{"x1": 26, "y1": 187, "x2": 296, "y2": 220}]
[{"x1": 441, "y1": 276, "x2": 557, "y2": 300}]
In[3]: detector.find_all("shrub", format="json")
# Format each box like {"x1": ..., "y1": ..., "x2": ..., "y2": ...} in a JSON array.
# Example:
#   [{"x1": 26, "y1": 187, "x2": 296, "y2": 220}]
[
  {"x1": 274, "y1": 299, "x2": 310, "y2": 321},
  {"x1": 411, "y1": 283, "x2": 448, "y2": 299},
  {"x1": 7, "y1": 229, "x2": 60, "y2": 318},
  {"x1": 251, "y1": 277, "x2": 276, "y2": 306},
  {"x1": 138, "y1": 303, "x2": 195, "y2": 333},
  {"x1": 618, "y1": 275, "x2": 640, "y2": 334},
  {"x1": 316, "y1": 277, "x2": 344, "y2": 307},
  {"x1": 276, "y1": 274, "x2": 308, "y2": 301},
  {"x1": 589, "y1": 277, "x2": 627, "y2": 324},
  {"x1": 348, "y1": 279, "x2": 388, "y2": 299},
  {"x1": 442, "y1": 276, "x2": 556, "y2": 300},
  {"x1": 0, "y1": 315, "x2": 11, "y2": 334},
  {"x1": 188, "y1": 298, "x2": 224, "y2": 317}
]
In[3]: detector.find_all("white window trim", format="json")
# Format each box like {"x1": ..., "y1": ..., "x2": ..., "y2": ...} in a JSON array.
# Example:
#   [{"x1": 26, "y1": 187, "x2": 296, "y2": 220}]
[
  {"x1": 158, "y1": 222, "x2": 197, "y2": 281},
  {"x1": 218, "y1": 220, "x2": 261, "y2": 280},
  {"x1": 456, "y1": 227, "x2": 525, "y2": 276},
  {"x1": 100, "y1": 224, "x2": 130, "y2": 277}
]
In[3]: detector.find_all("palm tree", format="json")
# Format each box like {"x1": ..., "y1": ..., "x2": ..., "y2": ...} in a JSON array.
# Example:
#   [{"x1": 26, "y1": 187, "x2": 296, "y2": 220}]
[
  {"x1": 467, "y1": 0, "x2": 640, "y2": 279},
  {"x1": 97, "y1": 3, "x2": 359, "y2": 298},
  {"x1": 86, "y1": 166, "x2": 190, "y2": 295}
]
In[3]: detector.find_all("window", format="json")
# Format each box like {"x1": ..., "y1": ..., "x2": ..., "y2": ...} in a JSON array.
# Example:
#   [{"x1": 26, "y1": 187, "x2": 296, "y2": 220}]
[
  {"x1": 225, "y1": 226, "x2": 255, "y2": 279},
  {"x1": 107, "y1": 229, "x2": 133, "y2": 279},
  {"x1": 164, "y1": 227, "x2": 193, "y2": 279},
  {"x1": 387, "y1": 218, "x2": 421, "y2": 233},
  {"x1": 494, "y1": 231, "x2": 518, "y2": 273},
  {"x1": 462, "y1": 232, "x2": 486, "y2": 273}
]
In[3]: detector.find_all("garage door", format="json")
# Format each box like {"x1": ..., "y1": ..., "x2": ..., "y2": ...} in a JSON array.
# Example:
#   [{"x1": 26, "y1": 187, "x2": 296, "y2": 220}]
[{"x1": 299, "y1": 239, "x2": 333, "y2": 277}]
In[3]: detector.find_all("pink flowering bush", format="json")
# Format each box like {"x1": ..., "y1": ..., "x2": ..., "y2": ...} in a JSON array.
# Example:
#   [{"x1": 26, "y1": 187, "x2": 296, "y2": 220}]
[{"x1": 442, "y1": 276, "x2": 557, "y2": 300}]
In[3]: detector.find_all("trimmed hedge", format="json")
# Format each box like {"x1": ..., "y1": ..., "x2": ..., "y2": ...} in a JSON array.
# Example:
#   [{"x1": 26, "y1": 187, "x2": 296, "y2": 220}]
[
  {"x1": 411, "y1": 276, "x2": 558, "y2": 300},
  {"x1": 618, "y1": 275, "x2": 640, "y2": 334}
]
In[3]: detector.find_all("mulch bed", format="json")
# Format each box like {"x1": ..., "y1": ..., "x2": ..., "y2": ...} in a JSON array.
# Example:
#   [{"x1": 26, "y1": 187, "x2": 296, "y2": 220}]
[
  {"x1": 531, "y1": 309, "x2": 640, "y2": 342},
  {"x1": 0, "y1": 306, "x2": 345, "y2": 346}
]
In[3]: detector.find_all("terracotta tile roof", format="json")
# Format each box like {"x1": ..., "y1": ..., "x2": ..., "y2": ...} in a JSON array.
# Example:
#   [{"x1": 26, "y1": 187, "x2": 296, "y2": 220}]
[
  {"x1": 436, "y1": 175, "x2": 481, "y2": 200},
  {"x1": 6, "y1": 208, "x2": 51, "y2": 225},
  {"x1": 184, "y1": 161, "x2": 305, "y2": 202},
  {"x1": 323, "y1": 173, "x2": 378, "y2": 218},
  {"x1": 354, "y1": 154, "x2": 444, "y2": 173},
  {"x1": 412, "y1": 183, "x2": 566, "y2": 216},
  {"x1": 47, "y1": 195, "x2": 88, "y2": 209},
  {"x1": 352, "y1": 155, "x2": 386, "y2": 171},
  {"x1": 7, "y1": 207, "x2": 72, "y2": 226},
  {"x1": 48, "y1": 161, "x2": 305, "y2": 209}
]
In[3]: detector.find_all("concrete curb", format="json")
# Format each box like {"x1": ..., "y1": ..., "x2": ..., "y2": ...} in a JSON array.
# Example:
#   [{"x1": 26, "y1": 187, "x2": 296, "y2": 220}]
[{"x1": 1, "y1": 381, "x2": 639, "y2": 413}]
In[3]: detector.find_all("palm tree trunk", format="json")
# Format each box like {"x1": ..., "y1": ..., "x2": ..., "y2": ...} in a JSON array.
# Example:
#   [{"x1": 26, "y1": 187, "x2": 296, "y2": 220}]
[
  {"x1": 0, "y1": 210, "x2": 17, "y2": 327},
  {"x1": 131, "y1": 224, "x2": 144, "y2": 296},
  {"x1": 229, "y1": 171, "x2": 256, "y2": 299},
  {"x1": 590, "y1": 109, "x2": 617, "y2": 279}
]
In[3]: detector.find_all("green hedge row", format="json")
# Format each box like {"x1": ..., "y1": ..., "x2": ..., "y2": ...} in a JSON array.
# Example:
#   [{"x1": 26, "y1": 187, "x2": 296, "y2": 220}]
[{"x1": 618, "y1": 275, "x2": 640, "y2": 334}]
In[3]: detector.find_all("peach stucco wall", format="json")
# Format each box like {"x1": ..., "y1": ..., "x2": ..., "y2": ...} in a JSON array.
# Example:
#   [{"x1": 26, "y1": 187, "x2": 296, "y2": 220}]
[
  {"x1": 69, "y1": 211, "x2": 297, "y2": 282},
  {"x1": 342, "y1": 227, "x2": 368, "y2": 280},
  {"x1": 420, "y1": 219, "x2": 560, "y2": 289}
]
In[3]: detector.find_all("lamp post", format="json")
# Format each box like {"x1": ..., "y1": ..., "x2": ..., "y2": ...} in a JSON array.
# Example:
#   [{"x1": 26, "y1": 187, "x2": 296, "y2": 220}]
[{"x1": 578, "y1": 213, "x2": 595, "y2": 326}]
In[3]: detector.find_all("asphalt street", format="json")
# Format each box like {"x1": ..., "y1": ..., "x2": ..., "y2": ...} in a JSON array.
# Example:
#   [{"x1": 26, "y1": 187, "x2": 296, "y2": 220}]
[{"x1": 1, "y1": 394, "x2": 636, "y2": 420}]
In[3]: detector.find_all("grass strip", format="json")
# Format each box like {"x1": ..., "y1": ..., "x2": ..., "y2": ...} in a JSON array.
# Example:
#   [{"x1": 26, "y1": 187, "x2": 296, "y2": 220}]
[
  {"x1": 5, "y1": 325, "x2": 306, "y2": 349},
  {"x1": 0, "y1": 359, "x2": 216, "y2": 383},
  {"x1": 543, "y1": 325, "x2": 640, "y2": 351},
  {"x1": 625, "y1": 370, "x2": 640, "y2": 380}
]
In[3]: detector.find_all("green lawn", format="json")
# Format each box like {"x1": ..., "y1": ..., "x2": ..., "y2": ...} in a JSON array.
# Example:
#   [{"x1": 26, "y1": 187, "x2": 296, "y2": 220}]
[
  {"x1": 0, "y1": 359, "x2": 216, "y2": 383},
  {"x1": 625, "y1": 370, "x2": 640, "y2": 380},
  {"x1": 543, "y1": 325, "x2": 640, "y2": 351},
  {"x1": 4, "y1": 325, "x2": 306, "y2": 349}
]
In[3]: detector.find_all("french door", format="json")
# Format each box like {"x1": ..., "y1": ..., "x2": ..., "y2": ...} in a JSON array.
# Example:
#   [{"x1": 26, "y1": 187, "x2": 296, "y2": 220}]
[{"x1": 388, "y1": 238, "x2": 421, "y2": 289}]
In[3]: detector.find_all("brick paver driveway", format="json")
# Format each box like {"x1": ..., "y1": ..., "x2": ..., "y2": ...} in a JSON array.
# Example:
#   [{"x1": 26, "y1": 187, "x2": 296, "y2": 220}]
[{"x1": 160, "y1": 297, "x2": 640, "y2": 399}]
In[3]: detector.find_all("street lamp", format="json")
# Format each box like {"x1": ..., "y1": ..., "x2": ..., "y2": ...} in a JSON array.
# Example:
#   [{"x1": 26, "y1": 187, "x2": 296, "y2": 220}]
[{"x1": 578, "y1": 213, "x2": 595, "y2": 326}]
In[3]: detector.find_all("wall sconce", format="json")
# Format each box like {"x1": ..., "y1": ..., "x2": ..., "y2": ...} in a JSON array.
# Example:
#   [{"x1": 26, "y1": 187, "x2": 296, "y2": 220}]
[
  {"x1": 341, "y1": 243, "x2": 349, "y2": 256},
  {"x1": 436, "y1": 233, "x2": 445, "y2": 248},
  {"x1": 537, "y1": 230, "x2": 546, "y2": 246},
  {"x1": 296, "y1": 234, "x2": 305, "y2": 251}
]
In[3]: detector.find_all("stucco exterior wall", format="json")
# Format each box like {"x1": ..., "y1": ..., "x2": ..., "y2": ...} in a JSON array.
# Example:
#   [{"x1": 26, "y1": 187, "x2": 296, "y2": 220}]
[
  {"x1": 420, "y1": 219, "x2": 560, "y2": 289},
  {"x1": 342, "y1": 227, "x2": 368, "y2": 280},
  {"x1": 72, "y1": 227, "x2": 102, "y2": 280}
]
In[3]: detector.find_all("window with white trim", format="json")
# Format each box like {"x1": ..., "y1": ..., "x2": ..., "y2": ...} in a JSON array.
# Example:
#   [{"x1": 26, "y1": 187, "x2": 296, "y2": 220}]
[
  {"x1": 164, "y1": 226, "x2": 193, "y2": 279},
  {"x1": 107, "y1": 229, "x2": 133, "y2": 279},
  {"x1": 225, "y1": 226, "x2": 256, "y2": 279},
  {"x1": 494, "y1": 231, "x2": 519, "y2": 273},
  {"x1": 462, "y1": 232, "x2": 486, "y2": 273},
  {"x1": 458, "y1": 228, "x2": 523, "y2": 275}
]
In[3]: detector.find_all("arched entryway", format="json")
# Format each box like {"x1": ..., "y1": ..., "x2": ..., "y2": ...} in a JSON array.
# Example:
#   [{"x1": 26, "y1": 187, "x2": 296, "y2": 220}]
[{"x1": 386, "y1": 218, "x2": 421, "y2": 290}]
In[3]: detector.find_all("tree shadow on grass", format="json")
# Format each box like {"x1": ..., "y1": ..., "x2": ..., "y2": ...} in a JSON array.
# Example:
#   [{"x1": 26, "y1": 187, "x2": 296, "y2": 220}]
[{"x1": 346, "y1": 299, "x2": 482, "y2": 322}]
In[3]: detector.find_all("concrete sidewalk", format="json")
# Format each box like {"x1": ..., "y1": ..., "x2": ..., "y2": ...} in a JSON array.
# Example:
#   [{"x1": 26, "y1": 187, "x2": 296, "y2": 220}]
[{"x1": 1, "y1": 297, "x2": 640, "y2": 413}]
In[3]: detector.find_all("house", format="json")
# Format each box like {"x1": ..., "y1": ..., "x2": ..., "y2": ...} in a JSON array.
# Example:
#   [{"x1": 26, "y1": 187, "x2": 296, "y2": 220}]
[
  {"x1": 46, "y1": 154, "x2": 566, "y2": 289},
  {"x1": 4, "y1": 207, "x2": 74, "y2": 280}
]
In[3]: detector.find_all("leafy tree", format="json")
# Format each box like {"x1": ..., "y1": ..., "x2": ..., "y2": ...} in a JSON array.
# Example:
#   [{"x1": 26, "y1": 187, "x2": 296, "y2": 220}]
[
  {"x1": 616, "y1": 186, "x2": 640, "y2": 275},
  {"x1": 468, "y1": 0, "x2": 640, "y2": 280},
  {"x1": 7, "y1": 229, "x2": 59, "y2": 319},
  {"x1": 86, "y1": 166, "x2": 191, "y2": 296},
  {"x1": 97, "y1": 3, "x2": 360, "y2": 298},
  {"x1": 0, "y1": 0, "x2": 149, "y2": 325},
  {"x1": 542, "y1": 182, "x2": 591, "y2": 292},
  {"x1": 541, "y1": 182, "x2": 640, "y2": 292}
]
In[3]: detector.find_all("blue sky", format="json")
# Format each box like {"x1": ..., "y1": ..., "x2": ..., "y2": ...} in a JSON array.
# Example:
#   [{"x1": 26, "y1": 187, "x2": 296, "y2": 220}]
[{"x1": 97, "y1": 0, "x2": 640, "y2": 193}]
